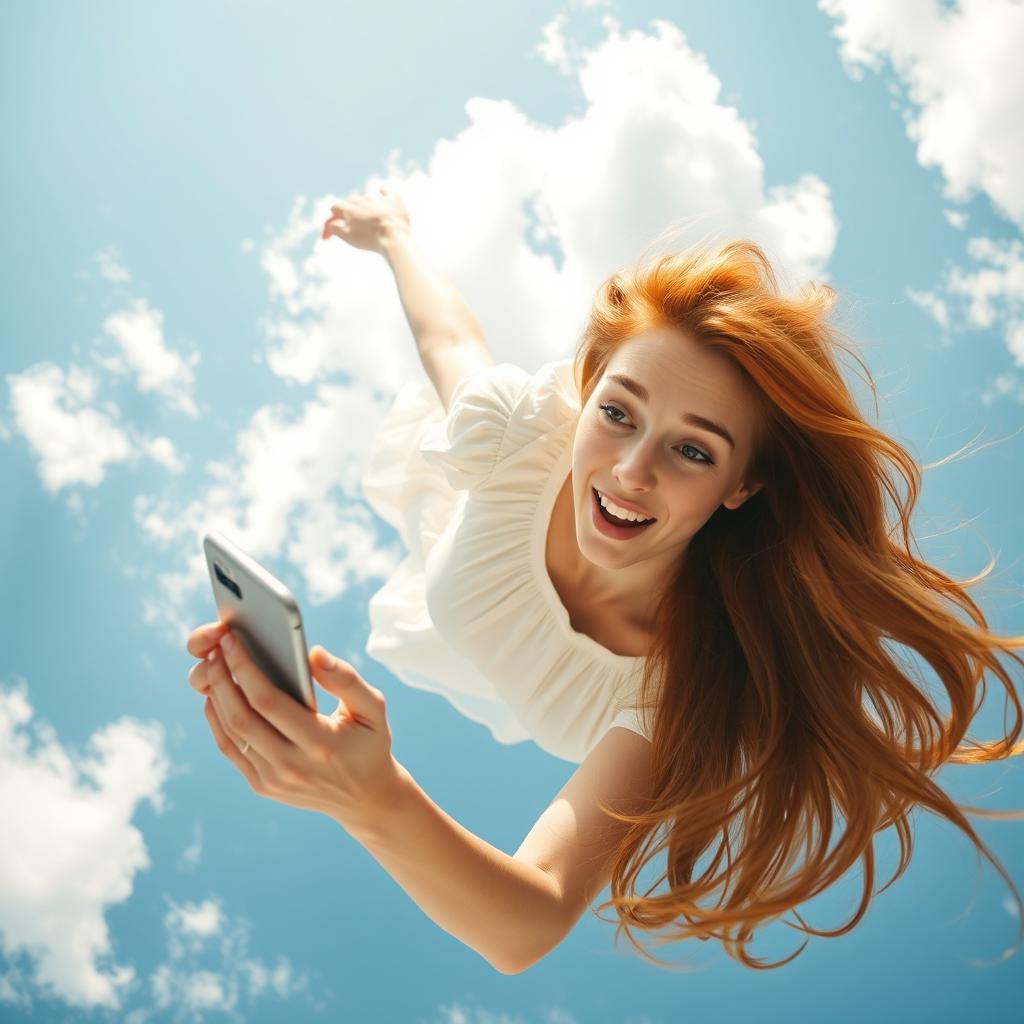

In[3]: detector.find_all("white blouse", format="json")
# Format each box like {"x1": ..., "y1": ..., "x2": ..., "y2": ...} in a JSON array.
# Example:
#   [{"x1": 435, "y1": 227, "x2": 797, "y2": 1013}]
[{"x1": 360, "y1": 358, "x2": 649, "y2": 765}]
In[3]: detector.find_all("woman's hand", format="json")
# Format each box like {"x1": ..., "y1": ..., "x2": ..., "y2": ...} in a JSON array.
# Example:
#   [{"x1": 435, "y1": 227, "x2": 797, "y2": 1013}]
[
  {"x1": 320, "y1": 185, "x2": 412, "y2": 254},
  {"x1": 185, "y1": 621, "x2": 401, "y2": 829}
]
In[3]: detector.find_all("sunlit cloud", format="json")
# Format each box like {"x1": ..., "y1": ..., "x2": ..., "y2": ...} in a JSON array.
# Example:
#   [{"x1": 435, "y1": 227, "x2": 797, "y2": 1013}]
[
  {"x1": 820, "y1": 0, "x2": 1024, "y2": 398},
  {"x1": 99, "y1": 298, "x2": 201, "y2": 418},
  {"x1": 0, "y1": 682, "x2": 169, "y2": 1010},
  {"x1": 5, "y1": 361, "x2": 185, "y2": 498}
]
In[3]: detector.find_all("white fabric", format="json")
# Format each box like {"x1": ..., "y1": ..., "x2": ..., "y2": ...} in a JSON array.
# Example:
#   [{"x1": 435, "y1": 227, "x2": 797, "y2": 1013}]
[{"x1": 360, "y1": 358, "x2": 649, "y2": 764}]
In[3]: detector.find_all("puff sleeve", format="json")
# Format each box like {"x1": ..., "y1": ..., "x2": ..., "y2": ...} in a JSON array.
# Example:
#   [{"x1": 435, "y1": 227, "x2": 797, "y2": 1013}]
[
  {"x1": 606, "y1": 702, "x2": 650, "y2": 742},
  {"x1": 418, "y1": 362, "x2": 532, "y2": 492}
]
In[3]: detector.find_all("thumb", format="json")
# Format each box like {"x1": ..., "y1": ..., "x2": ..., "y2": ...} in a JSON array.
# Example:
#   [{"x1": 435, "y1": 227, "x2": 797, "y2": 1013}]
[{"x1": 309, "y1": 645, "x2": 384, "y2": 721}]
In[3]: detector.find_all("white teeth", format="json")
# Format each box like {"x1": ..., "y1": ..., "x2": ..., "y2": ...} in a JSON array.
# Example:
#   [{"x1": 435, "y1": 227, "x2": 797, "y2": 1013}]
[{"x1": 598, "y1": 490, "x2": 653, "y2": 523}]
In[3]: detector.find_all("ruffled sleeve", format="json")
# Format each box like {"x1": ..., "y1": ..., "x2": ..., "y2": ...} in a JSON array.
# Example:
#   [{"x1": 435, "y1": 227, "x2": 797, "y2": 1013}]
[
  {"x1": 606, "y1": 704, "x2": 649, "y2": 741},
  {"x1": 417, "y1": 362, "x2": 533, "y2": 492},
  {"x1": 498, "y1": 358, "x2": 579, "y2": 457}
]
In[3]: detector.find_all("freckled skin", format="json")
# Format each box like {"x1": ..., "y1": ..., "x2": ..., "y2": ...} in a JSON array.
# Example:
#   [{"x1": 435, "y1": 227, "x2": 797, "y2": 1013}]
[{"x1": 562, "y1": 328, "x2": 764, "y2": 619}]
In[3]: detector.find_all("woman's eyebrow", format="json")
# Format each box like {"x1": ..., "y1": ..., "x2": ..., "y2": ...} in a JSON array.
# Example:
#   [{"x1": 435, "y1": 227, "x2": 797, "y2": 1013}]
[{"x1": 605, "y1": 373, "x2": 736, "y2": 451}]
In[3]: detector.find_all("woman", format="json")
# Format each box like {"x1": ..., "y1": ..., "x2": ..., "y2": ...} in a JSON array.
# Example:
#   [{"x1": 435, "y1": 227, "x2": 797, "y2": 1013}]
[{"x1": 186, "y1": 187, "x2": 1024, "y2": 973}]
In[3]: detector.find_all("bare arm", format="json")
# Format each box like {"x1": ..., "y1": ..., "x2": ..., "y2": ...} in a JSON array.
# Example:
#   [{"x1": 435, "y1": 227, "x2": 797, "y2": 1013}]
[
  {"x1": 381, "y1": 225, "x2": 495, "y2": 413},
  {"x1": 512, "y1": 724, "x2": 654, "y2": 966},
  {"x1": 336, "y1": 723, "x2": 653, "y2": 974},
  {"x1": 324, "y1": 191, "x2": 492, "y2": 402},
  {"x1": 336, "y1": 760, "x2": 567, "y2": 975},
  {"x1": 380, "y1": 225, "x2": 487, "y2": 350}
]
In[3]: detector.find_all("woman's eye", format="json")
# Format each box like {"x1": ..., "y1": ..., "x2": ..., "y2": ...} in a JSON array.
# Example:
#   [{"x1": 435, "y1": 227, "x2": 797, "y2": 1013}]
[
  {"x1": 598, "y1": 403, "x2": 714, "y2": 467},
  {"x1": 678, "y1": 444, "x2": 714, "y2": 466}
]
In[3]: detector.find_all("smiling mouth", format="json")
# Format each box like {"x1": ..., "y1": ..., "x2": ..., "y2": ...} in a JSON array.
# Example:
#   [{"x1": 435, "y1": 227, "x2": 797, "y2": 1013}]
[{"x1": 593, "y1": 488, "x2": 656, "y2": 528}]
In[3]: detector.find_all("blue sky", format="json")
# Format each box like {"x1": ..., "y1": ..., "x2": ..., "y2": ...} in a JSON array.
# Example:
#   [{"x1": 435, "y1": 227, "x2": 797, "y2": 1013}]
[{"x1": 2, "y1": 0, "x2": 1023, "y2": 1020}]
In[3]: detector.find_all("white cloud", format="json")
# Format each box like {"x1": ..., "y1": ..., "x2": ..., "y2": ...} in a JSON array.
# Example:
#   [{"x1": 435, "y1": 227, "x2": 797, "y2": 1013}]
[
  {"x1": 148, "y1": 896, "x2": 319, "y2": 1019},
  {"x1": 820, "y1": 0, "x2": 1024, "y2": 227},
  {"x1": 179, "y1": 822, "x2": 203, "y2": 871},
  {"x1": 911, "y1": 235, "x2": 1024, "y2": 366},
  {"x1": 143, "y1": 435, "x2": 186, "y2": 473},
  {"x1": 0, "y1": 686, "x2": 323, "y2": 1018},
  {"x1": 5, "y1": 362, "x2": 188, "y2": 493},
  {"x1": 948, "y1": 236, "x2": 1024, "y2": 344},
  {"x1": 6, "y1": 362, "x2": 134, "y2": 491},
  {"x1": 980, "y1": 370, "x2": 1024, "y2": 405},
  {"x1": 943, "y1": 208, "x2": 968, "y2": 230},
  {"x1": 820, "y1": 0, "x2": 1024, "y2": 398},
  {"x1": 100, "y1": 298, "x2": 201, "y2": 418},
  {"x1": 255, "y1": 11, "x2": 836, "y2": 392},
  {"x1": 133, "y1": 381, "x2": 404, "y2": 646},
  {"x1": 423, "y1": 1002, "x2": 588, "y2": 1024},
  {"x1": 906, "y1": 287, "x2": 951, "y2": 331},
  {"x1": 0, "y1": 682, "x2": 170, "y2": 1010},
  {"x1": 165, "y1": 898, "x2": 224, "y2": 953},
  {"x1": 95, "y1": 246, "x2": 133, "y2": 284}
]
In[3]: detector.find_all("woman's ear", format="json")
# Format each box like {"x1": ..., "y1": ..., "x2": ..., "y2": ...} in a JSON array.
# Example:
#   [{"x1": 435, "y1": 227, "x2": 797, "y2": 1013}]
[{"x1": 723, "y1": 479, "x2": 763, "y2": 510}]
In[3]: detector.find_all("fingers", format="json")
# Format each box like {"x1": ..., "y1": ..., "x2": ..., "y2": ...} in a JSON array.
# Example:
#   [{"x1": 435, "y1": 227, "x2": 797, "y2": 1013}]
[
  {"x1": 188, "y1": 659, "x2": 212, "y2": 694},
  {"x1": 186, "y1": 621, "x2": 228, "y2": 659},
  {"x1": 205, "y1": 645, "x2": 295, "y2": 761},
  {"x1": 203, "y1": 695, "x2": 263, "y2": 792},
  {"x1": 308, "y1": 645, "x2": 385, "y2": 724},
  {"x1": 216, "y1": 631, "x2": 320, "y2": 749}
]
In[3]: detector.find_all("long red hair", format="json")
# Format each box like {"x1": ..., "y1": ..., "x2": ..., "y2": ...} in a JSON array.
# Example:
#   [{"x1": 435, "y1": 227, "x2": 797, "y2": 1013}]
[{"x1": 575, "y1": 237, "x2": 1024, "y2": 970}]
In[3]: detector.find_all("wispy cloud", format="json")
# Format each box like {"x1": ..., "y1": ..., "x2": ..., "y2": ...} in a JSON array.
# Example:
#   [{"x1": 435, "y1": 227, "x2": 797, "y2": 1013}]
[
  {"x1": 95, "y1": 246, "x2": 133, "y2": 284},
  {"x1": 147, "y1": 896, "x2": 321, "y2": 1021}
]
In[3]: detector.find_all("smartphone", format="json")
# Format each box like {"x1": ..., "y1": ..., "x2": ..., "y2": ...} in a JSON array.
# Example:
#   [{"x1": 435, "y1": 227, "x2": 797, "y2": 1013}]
[{"x1": 202, "y1": 530, "x2": 317, "y2": 712}]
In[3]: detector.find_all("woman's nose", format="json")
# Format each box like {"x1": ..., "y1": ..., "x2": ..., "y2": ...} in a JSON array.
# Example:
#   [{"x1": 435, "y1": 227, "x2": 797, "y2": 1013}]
[{"x1": 613, "y1": 449, "x2": 658, "y2": 489}]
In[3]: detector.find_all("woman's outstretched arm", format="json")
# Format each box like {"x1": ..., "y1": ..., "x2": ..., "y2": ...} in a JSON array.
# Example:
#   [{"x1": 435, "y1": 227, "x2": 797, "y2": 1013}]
[
  {"x1": 380, "y1": 224, "x2": 487, "y2": 350},
  {"x1": 338, "y1": 723, "x2": 654, "y2": 975},
  {"x1": 322, "y1": 186, "x2": 487, "y2": 350},
  {"x1": 336, "y1": 761, "x2": 566, "y2": 975}
]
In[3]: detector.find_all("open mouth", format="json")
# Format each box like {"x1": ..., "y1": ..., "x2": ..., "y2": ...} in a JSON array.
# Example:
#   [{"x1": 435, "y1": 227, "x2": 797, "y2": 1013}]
[{"x1": 592, "y1": 487, "x2": 656, "y2": 535}]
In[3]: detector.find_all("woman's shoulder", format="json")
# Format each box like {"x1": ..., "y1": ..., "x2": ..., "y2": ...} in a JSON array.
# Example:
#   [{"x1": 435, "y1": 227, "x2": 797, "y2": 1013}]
[
  {"x1": 503, "y1": 358, "x2": 579, "y2": 442},
  {"x1": 419, "y1": 358, "x2": 578, "y2": 491},
  {"x1": 455, "y1": 357, "x2": 576, "y2": 419}
]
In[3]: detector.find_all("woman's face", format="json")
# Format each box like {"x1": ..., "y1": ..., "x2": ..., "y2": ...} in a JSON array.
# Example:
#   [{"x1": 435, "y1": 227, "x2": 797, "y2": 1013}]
[{"x1": 569, "y1": 328, "x2": 764, "y2": 576}]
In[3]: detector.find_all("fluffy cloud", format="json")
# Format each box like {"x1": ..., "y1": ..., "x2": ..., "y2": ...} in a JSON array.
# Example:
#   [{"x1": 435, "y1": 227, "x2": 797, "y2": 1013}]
[
  {"x1": 258, "y1": 14, "x2": 836, "y2": 390},
  {"x1": 5, "y1": 361, "x2": 185, "y2": 495},
  {"x1": 134, "y1": 381, "x2": 403, "y2": 646},
  {"x1": 0, "y1": 685, "x2": 321, "y2": 1019},
  {"x1": 99, "y1": 298, "x2": 201, "y2": 418},
  {"x1": 820, "y1": 0, "x2": 1024, "y2": 227},
  {"x1": 821, "y1": 0, "x2": 1024, "y2": 395},
  {"x1": 0, "y1": 683, "x2": 170, "y2": 1010}
]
